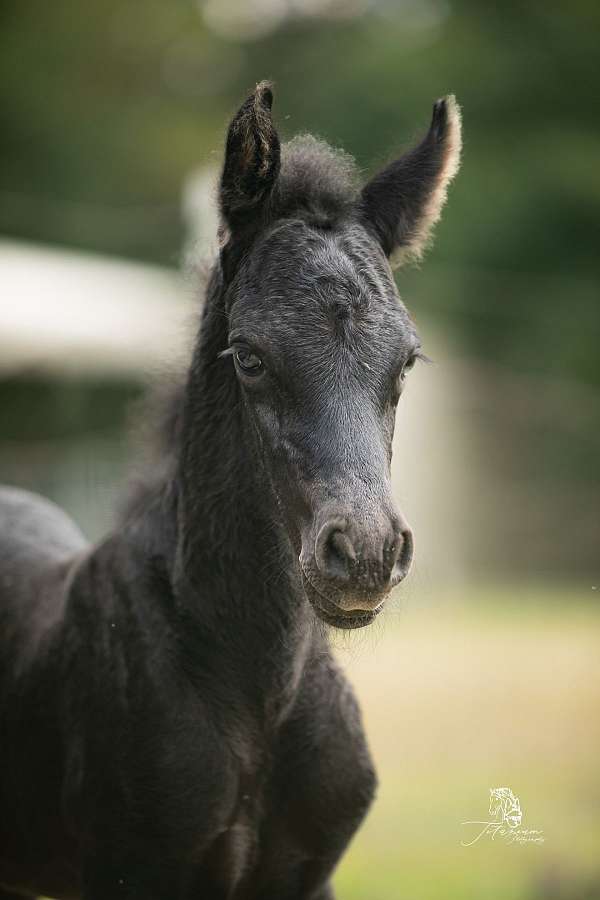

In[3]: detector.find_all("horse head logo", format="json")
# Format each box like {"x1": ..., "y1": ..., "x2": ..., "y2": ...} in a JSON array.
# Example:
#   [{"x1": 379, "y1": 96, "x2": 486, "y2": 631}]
[{"x1": 489, "y1": 787, "x2": 522, "y2": 828}]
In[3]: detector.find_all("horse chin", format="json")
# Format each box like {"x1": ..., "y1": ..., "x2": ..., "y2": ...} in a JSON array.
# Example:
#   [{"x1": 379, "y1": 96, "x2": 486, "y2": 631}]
[{"x1": 300, "y1": 572, "x2": 382, "y2": 631}]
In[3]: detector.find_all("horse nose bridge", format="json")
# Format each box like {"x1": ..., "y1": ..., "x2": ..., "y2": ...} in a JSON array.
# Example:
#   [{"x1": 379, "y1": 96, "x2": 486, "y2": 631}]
[
  {"x1": 307, "y1": 394, "x2": 390, "y2": 475},
  {"x1": 308, "y1": 448, "x2": 404, "y2": 534}
]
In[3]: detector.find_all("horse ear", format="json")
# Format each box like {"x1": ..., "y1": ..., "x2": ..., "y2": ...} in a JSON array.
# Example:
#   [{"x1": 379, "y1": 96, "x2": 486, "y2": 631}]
[
  {"x1": 219, "y1": 81, "x2": 280, "y2": 249},
  {"x1": 359, "y1": 96, "x2": 462, "y2": 267}
]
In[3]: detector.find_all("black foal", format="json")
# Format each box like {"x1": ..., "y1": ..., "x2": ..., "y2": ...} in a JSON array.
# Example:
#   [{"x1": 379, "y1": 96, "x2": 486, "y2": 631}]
[{"x1": 0, "y1": 82, "x2": 461, "y2": 899}]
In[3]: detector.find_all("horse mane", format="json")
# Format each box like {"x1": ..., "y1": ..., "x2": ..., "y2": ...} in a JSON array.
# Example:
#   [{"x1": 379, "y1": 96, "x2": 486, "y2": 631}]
[
  {"x1": 117, "y1": 379, "x2": 185, "y2": 524},
  {"x1": 276, "y1": 134, "x2": 360, "y2": 222}
]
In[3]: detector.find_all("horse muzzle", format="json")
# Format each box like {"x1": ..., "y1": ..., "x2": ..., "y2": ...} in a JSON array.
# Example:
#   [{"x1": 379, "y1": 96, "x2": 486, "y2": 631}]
[{"x1": 299, "y1": 510, "x2": 414, "y2": 629}]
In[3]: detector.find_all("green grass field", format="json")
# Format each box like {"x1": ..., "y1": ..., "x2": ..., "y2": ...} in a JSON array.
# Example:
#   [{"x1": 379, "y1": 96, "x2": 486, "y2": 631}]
[{"x1": 332, "y1": 586, "x2": 600, "y2": 900}]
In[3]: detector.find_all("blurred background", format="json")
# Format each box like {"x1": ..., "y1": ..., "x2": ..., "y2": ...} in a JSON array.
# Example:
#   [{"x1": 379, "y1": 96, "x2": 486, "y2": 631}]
[{"x1": 1, "y1": 1, "x2": 599, "y2": 898}]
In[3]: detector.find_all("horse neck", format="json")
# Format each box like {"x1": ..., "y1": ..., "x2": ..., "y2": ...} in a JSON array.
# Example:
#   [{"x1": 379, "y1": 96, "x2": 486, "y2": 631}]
[{"x1": 170, "y1": 270, "x2": 314, "y2": 697}]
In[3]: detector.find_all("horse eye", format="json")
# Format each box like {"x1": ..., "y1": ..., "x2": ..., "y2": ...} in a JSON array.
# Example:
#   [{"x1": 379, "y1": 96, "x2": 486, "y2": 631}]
[
  {"x1": 235, "y1": 348, "x2": 263, "y2": 375},
  {"x1": 401, "y1": 355, "x2": 417, "y2": 378}
]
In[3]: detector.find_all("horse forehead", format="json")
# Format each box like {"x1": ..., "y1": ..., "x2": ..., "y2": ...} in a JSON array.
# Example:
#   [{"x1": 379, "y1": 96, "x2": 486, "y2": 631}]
[
  {"x1": 237, "y1": 223, "x2": 412, "y2": 349},
  {"x1": 260, "y1": 223, "x2": 392, "y2": 310}
]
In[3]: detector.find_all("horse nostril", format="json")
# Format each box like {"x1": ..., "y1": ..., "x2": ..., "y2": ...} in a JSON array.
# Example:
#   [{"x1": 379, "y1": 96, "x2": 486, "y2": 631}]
[
  {"x1": 392, "y1": 528, "x2": 414, "y2": 582},
  {"x1": 315, "y1": 521, "x2": 355, "y2": 582}
]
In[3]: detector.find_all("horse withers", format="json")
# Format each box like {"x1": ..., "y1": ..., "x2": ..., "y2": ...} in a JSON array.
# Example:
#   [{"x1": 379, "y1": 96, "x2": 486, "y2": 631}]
[{"x1": 0, "y1": 83, "x2": 461, "y2": 899}]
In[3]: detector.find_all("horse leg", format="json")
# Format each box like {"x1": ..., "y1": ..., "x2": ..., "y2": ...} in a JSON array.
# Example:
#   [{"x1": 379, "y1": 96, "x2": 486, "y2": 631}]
[{"x1": 255, "y1": 653, "x2": 375, "y2": 900}]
